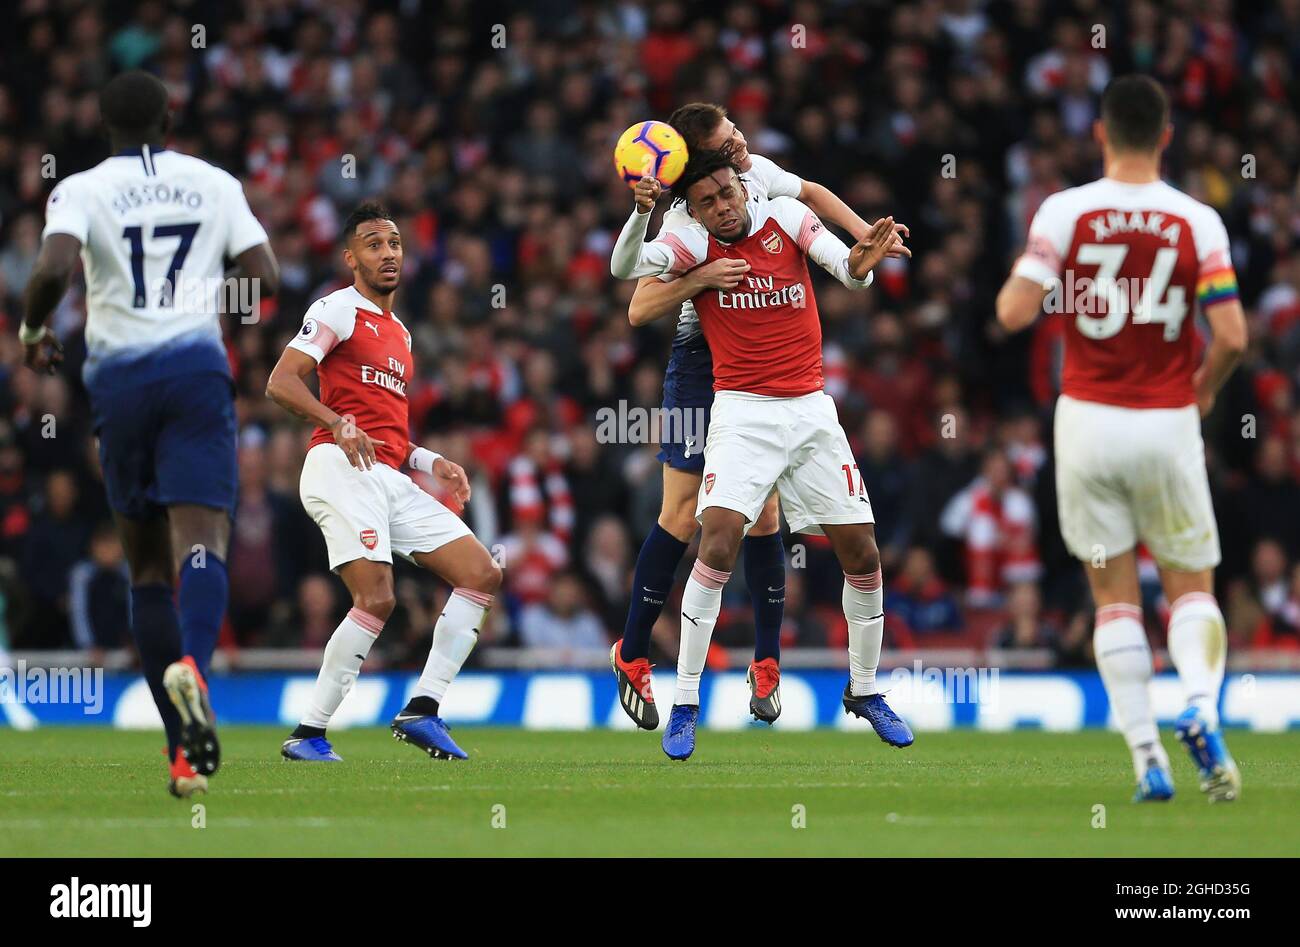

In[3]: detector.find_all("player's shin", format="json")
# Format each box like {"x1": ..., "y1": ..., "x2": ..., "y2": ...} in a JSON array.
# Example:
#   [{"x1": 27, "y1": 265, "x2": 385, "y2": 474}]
[
  {"x1": 130, "y1": 585, "x2": 186, "y2": 759},
  {"x1": 844, "y1": 570, "x2": 883, "y2": 697},
  {"x1": 744, "y1": 531, "x2": 785, "y2": 662},
  {"x1": 297, "y1": 607, "x2": 383, "y2": 732},
  {"x1": 620, "y1": 525, "x2": 688, "y2": 662},
  {"x1": 675, "y1": 560, "x2": 729, "y2": 705},
  {"x1": 407, "y1": 588, "x2": 489, "y2": 714},
  {"x1": 178, "y1": 554, "x2": 228, "y2": 677},
  {"x1": 1094, "y1": 605, "x2": 1169, "y2": 778},
  {"x1": 1166, "y1": 592, "x2": 1227, "y2": 728}
]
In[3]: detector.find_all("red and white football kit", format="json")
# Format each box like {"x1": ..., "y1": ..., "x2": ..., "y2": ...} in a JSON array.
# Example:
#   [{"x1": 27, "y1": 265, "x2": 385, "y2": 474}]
[
  {"x1": 1013, "y1": 178, "x2": 1240, "y2": 571},
  {"x1": 618, "y1": 195, "x2": 876, "y2": 534},
  {"x1": 288, "y1": 285, "x2": 471, "y2": 570}
]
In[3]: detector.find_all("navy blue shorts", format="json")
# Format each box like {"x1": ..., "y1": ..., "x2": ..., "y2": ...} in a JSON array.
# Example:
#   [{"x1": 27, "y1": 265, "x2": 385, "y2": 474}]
[
  {"x1": 91, "y1": 371, "x2": 238, "y2": 519},
  {"x1": 657, "y1": 343, "x2": 714, "y2": 473}
]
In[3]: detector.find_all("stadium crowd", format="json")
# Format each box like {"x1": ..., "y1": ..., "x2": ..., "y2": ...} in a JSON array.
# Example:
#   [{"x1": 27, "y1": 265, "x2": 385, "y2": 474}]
[{"x1": 2, "y1": 0, "x2": 1300, "y2": 669}]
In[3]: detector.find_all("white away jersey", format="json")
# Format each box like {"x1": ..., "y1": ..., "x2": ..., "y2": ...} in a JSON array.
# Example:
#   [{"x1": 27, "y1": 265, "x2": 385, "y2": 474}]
[
  {"x1": 42, "y1": 146, "x2": 268, "y2": 378},
  {"x1": 658, "y1": 153, "x2": 801, "y2": 346}
]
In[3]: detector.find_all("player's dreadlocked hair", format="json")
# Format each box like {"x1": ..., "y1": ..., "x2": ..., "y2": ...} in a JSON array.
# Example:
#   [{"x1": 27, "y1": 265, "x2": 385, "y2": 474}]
[
  {"x1": 672, "y1": 140, "x2": 744, "y2": 206},
  {"x1": 99, "y1": 71, "x2": 169, "y2": 140},
  {"x1": 667, "y1": 102, "x2": 728, "y2": 151},
  {"x1": 341, "y1": 202, "x2": 395, "y2": 244}
]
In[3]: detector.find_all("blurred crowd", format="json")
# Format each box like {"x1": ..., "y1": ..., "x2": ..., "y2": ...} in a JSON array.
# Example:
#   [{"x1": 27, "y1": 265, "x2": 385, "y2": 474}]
[{"x1": 2, "y1": 0, "x2": 1300, "y2": 669}]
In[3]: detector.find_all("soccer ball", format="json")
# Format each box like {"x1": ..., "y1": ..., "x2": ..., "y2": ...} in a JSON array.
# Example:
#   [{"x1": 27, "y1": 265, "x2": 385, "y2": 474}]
[{"x1": 614, "y1": 120, "x2": 688, "y2": 189}]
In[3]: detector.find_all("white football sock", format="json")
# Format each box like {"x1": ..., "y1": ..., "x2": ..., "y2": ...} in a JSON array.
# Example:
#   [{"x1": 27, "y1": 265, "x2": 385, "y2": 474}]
[
  {"x1": 413, "y1": 588, "x2": 491, "y2": 702},
  {"x1": 675, "y1": 561, "x2": 729, "y2": 706},
  {"x1": 301, "y1": 607, "x2": 383, "y2": 729},
  {"x1": 1094, "y1": 604, "x2": 1168, "y2": 779},
  {"x1": 845, "y1": 570, "x2": 884, "y2": 697},
  {"x1": 1167, "y1": 592, "x2": 1227, "y2": 729}
]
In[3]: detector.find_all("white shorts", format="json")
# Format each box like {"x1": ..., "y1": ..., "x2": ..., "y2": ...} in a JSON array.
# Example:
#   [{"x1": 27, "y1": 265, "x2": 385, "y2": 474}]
[
  {"x1": 697, "y1": 390, "x2": 874, "y2": 535},
  {"x1": 299, "y1": 443, "x2": 473, "y2": 571},
  {"x1": 1054, "y1": 394, "x2": 1220, "y2": 572}
]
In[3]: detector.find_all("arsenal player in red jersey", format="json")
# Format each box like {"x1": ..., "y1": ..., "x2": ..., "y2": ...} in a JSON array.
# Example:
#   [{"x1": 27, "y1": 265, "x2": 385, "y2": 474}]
[
  {"x1": 266, "y1": 203, "x2": 501, "y2": 762},
  {"x1": 997, "y1": 76, "x2": 1246, "y2": 802},
  {"x1": 611, "y1": 146, "x2": 914, "y2": 759}
]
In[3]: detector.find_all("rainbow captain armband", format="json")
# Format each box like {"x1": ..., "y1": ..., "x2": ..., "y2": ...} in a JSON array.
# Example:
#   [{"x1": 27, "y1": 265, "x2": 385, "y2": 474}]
[
  {"x1": 1196, "y1": 266, "x2": 1239, "y2": 307},
  {"x1": 408, "y1": 446, "x2": 443, "y2": 474}
]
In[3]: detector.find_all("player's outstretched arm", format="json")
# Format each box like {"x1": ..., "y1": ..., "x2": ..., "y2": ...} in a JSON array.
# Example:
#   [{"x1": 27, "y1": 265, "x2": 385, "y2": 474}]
[
  {"x1": 799, "y1": 180, "x2": 910, "y2": 257},
  {"x1": 995, "y1": 274, "x2": 1050, "y2": 332},
  {"x1": 1193, "y1": 299, "x2": 1249, "y2": 417},
  {"x1": 266, "y1": 347, "x2": 385, "y2": 470},
  {"x1": 19, "y1": 233, "x2": 79, "y2": 374},
  {"x1": 628, "y1": 258, "x2": 752, "y2": 326}
]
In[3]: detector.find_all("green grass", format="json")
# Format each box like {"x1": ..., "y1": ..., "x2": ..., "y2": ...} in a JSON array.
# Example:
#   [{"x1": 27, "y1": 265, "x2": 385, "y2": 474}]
[{"x1": 1, "y1": 727, "x2": 1297, "y2": 856}]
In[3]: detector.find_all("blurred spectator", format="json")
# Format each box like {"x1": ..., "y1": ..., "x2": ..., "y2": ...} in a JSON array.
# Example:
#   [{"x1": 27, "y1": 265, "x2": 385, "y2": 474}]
[
  {"x1": 519, "y1": 571, "x2": 608, "y2": 654},
  {"x1": 991, "y1": 581, "x2": 1058, "y2": 651},
  {"x1": 941, "y1": 450, "x2": 1042, "y2": 607},
  {"x1": 67, "y1": 522, "x2": 130, "y2": 650},
  {"x1": 885, "y1": 547, "x2": 963, "y2": 640}
]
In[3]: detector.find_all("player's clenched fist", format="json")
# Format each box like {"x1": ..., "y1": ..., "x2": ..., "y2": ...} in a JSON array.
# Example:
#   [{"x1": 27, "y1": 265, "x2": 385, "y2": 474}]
[
  {"x1": 633, "y1": 175, "x2": 662, "y2": 213},
  {"x1": 329, "y1": 415, "x2": 385, "y2": 470},
  {"x1": 21, "y1": 325, "x2": 64, "y2": 375},
  {"x1": 690, "y1": 257, "x2": 751, "y2": 290}
]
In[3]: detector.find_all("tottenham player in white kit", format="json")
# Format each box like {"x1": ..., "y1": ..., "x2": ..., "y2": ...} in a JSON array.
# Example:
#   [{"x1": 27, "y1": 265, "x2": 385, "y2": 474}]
[
  {"x1": 266, "y1": 204, "x2": 502, "y2": 763},
  {"x1": 613, "y1": 145, "x2": 913, "y2": 758},
  {"x1": 997, "y1": 76, "x2": 1247, "y2": 802},
  {"x1": 609, "y1": 102, "x2": 910, "y2": 730},
  {"x1": 21, "y1": 71, "x2": 279, "y2": 798}
]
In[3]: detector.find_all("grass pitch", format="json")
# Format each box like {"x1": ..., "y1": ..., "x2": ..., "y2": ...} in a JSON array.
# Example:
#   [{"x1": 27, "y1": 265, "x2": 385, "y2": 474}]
[{"x1": 1, "y1": 727, "x2": 1297, "y2": 857}]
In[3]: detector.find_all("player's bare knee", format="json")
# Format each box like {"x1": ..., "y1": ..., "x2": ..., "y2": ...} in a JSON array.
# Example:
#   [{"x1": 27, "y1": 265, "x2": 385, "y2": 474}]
[
  {"x1": 353, "y1": 583, "x2": 396, "y2": 622},
  {"x1": 841, "y1": 534, "x2": 881, "y2": 577},
  {"x1": 467, "y1": 556, "x2": 503, "y2": 596},
  {"x1": 697, "y1": 525, "x2": 742, "y2": 571},
  {"x1": 355, "y1": 594, "x2": 395, "y2": 622},
  {"x1": 751, "y1": 506, "x2": 780, "y2": 536},
  {"x1": 658, "y1": 495, "x2": 699, "y2": 542}
]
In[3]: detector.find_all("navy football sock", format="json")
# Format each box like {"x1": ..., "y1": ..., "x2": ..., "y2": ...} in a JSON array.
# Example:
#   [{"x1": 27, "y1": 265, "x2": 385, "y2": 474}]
[
  {"x1": 129, "y1": 584, "x2": 185, "y2": 759},
  {"x1": 620, "y1": 524, "x2": 689, "y2": 662},
  {"x1": 744, "y1": 532, "x2": 786, "y2": 663},
  {"x1": 178, "y1": 554, "x2": 228, "y2": 677}
]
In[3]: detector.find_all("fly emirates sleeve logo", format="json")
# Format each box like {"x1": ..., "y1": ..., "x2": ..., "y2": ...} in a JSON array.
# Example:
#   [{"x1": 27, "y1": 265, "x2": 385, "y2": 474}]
[
  {"x1": 714, "y1": 273, "x2": 806, "y2": 310},
  {"x1": 360, "y1": 356, "x2": 407, "y2": 395}
]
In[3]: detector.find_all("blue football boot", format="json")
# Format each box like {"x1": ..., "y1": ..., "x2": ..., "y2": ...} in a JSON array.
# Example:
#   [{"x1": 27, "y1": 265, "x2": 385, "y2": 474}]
[
  {"x1": 391, "y1": 713, "x2": 468, "y2": 760},
  {"x1": 842, "y1": 685, "x2": 914, "y2": 747},
  {"x1": 1133, "y1": 757, "x2": 1175, "y2": 802},
  {"x1": 661, "y1": 704, "x2": 699, "y2": 760},
  {"x1": 1175, "y1": 707, "x2": 1241, "y2": 802},
  {"x1": 281, "y1": 735, "x2": 343, "y2": 762}
]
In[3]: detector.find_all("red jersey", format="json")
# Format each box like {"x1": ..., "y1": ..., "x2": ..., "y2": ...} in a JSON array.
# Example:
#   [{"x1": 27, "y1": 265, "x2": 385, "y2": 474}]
[
  {"x1": 651, "y1": 196, "x2": 873, "y2": 397},
  {"x1": 1013, "y1": 178, "x2": 1240, "y2": 409},
  {"x1": 288, "y1": 285, "x2": 413, "y2": 469}
]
